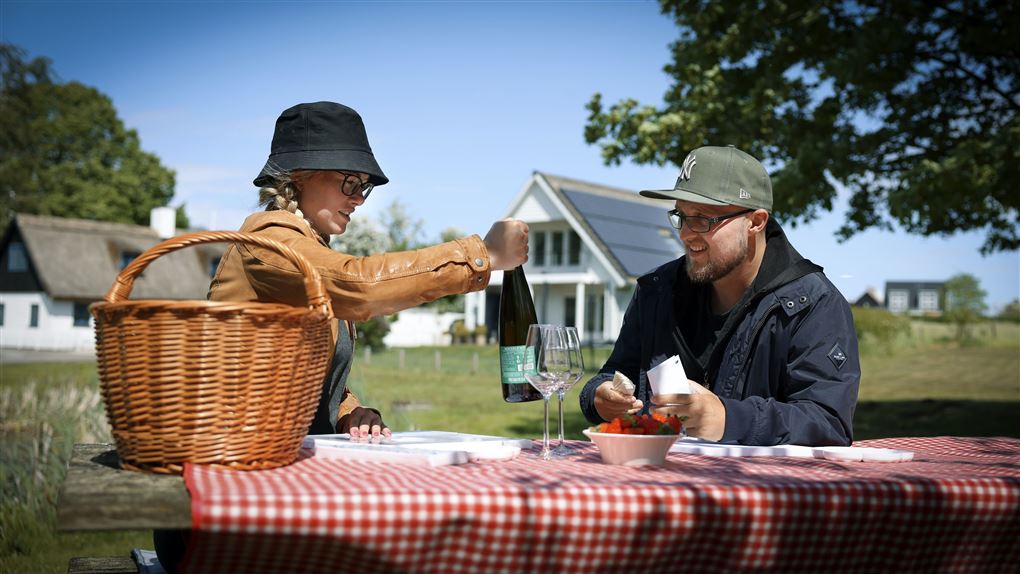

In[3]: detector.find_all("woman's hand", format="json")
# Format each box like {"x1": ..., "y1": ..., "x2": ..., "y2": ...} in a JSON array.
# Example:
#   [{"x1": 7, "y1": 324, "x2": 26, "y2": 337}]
[
  {"x1": 337, "y1": 407, "x2": 392, "y2": 439},
  {"x1": 483, "y1": 219, "x2": 529, "y2": 271}
]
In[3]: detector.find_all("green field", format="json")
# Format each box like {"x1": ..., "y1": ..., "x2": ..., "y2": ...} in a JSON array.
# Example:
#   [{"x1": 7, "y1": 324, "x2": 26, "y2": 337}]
[{"x1": 2, "y1": 320, "x2": 1018, "y2": 573}]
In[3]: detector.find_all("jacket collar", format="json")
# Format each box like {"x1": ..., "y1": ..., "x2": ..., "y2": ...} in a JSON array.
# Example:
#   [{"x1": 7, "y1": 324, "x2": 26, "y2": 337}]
[{"x1": 242, "y1": 210, "x2": 330, "y2": 246}]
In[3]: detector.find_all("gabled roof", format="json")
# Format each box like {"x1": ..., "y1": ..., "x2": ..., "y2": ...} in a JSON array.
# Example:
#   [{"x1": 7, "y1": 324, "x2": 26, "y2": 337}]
[
  {"x1": 535, "y1": 172, "x2": 684, "y2": 280},
  {"x1": 4, "y1": 213, "x2": 224, "y2": 300}
]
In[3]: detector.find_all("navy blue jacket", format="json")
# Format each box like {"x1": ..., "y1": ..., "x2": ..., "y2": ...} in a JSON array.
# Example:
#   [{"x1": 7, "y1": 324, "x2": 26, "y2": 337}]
[{"x1": 579, "y1": 221, "x2": 860, "y2": 446}]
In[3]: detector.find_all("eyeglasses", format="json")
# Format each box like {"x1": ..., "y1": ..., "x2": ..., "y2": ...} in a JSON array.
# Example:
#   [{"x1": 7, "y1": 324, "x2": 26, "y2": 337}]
[
  {"x1": 667, "y1": 208, "x2": 753, "y2": 233},
  {"x1": 335, "y1": 171, "x2": 374, "y2": 200}
]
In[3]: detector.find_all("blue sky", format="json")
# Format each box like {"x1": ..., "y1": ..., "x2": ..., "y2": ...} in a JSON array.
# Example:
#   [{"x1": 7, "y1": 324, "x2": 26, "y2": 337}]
[{"x1": 4, "y1": 1, "x2": 1018, "y2": 311}]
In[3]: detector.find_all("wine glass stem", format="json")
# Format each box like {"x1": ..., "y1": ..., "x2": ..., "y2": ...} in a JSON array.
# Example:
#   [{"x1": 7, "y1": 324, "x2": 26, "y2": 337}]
[
  {"x1": 556, "y1": 390, "x2": 565, "y2": 447},
  {"x1": 542, "y1": 396, "x2": 551, "y2": 458}
]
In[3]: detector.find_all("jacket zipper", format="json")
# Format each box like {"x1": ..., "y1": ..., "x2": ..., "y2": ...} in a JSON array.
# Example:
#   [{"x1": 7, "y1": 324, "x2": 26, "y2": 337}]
[{"x1": 732, "y1": 302, "x2": 780, "y2": 399}]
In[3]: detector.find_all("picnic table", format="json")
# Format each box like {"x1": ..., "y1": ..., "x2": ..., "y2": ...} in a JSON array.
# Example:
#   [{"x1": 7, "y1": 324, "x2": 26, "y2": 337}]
[{"x1": 58, "y1": 436, "x2": 1020, "y2": 573}]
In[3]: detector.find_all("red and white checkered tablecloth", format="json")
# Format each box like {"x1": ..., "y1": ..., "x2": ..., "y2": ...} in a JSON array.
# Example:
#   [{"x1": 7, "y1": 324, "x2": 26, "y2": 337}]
[{"x1": 180, "y1": 436, "x2": 1020, "y2": 574}]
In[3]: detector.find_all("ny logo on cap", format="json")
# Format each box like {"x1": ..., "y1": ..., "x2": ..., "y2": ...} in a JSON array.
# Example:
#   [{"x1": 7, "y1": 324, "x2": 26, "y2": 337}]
[{"x1": 679, "y1": 153, "x2": 697, "y2": 182}]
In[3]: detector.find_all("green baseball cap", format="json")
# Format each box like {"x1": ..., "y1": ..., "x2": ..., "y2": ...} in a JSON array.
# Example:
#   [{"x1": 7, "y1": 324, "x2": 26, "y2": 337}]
[{"x1": 640, "y1": 145, "x2": 772, "y2": 212}]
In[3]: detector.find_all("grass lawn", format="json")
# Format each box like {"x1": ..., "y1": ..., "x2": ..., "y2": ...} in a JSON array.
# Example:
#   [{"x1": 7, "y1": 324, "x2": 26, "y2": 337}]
[{"x1": 1, "y1": 320, "x2": 1018, "y2": 573}]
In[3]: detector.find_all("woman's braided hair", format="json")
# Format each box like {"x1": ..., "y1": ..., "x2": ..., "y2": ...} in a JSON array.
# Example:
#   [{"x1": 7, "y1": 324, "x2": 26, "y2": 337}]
[{"x1": 256, "y1": 162, "x2": 311, "y2": 220}]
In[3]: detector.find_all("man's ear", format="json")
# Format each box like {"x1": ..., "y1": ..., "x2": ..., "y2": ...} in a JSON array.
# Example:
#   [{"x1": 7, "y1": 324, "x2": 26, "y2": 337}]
[{"x1": 748, "y1": 209, "x2": 769, "y2": 234}]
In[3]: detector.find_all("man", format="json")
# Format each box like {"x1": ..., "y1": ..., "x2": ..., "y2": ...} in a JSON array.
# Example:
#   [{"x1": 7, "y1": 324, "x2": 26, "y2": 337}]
[{"x1": 579, "y1": 145, "x2": 859, "y2": 446}]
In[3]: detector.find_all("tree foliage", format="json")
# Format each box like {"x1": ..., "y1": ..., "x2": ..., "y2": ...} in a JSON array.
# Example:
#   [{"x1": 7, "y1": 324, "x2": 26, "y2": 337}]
[
  {"x1": 943, "y1": 273, "x2": 988, "y2": 340},
  {"x1": 330, "y1": 217, "x2": 390, "y2": 256},
  {"x1": 997, "y1": 299, "x2": 1020, "y2": 322},
  {"x1": 0, "y1": 44, "x2": 186, "y2": 228},
  {"x1": 379, "y1": 199, "x2": 425, "y2": 252},
  {"x1": 584, "y1": 0, "x2": 1018, "y2": 254}
]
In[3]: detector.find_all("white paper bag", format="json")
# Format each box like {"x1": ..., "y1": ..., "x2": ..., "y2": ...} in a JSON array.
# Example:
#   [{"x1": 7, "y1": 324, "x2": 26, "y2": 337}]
[{"x1": 647, "y1": 355, "x2": 691, "y2": 396}]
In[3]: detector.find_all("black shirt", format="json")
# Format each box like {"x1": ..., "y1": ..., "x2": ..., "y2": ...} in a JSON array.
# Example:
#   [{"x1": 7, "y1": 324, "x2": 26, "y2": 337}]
[{"x1": 672, "y1": 267, "x2": 729, "y2": 387}]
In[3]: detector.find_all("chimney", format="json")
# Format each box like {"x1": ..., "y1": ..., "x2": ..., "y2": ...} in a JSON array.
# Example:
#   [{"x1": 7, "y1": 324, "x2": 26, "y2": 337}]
[{"x1": 150, "y1": 206, "x2": 177, "y2": 239}]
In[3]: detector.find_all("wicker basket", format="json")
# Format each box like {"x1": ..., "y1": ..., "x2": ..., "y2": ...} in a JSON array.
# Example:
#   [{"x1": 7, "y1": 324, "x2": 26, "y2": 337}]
[{"x1": 90, "y1": 231, "x2": 334, "y2": 474}]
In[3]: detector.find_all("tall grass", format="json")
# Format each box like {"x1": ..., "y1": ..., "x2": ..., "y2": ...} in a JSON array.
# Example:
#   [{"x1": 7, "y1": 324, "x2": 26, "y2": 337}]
[{"x1": 0, "y1": 365, "x2": 151, "y2": 573}]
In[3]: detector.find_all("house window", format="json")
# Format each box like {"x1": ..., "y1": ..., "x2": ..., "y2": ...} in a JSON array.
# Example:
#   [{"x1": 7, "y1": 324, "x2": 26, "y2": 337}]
[
  {"x1": 919, "y1": 290, "x2": 939, "y2": 311},
  {"x1": 533, "y1": 232, "x2": 545, "y2": 267},
  {"x1": 888, "y1": 290, "x2": 909, "y2": 313},
  {"x1": 29, "y1": 304, "x2": 39, "y2": 328},
  {"x1": 120, "y1": 251, "x2": 141, "y2": 270},
  {"x1": 209, "y1": 256, "x2": 222, "y2": 278},
  {"x1": 551, "y1": 232, "x2": 563, "y2": 266},
  {"x1": 568, "y1": 232, "x2": 581, "y2": 265},
  {"x1": 6, "y1": 241, "x2": 28, "y2": 272},
  {"x1": 73, "y1": 303, "x2": 90, "y2": 327},
  {"x1": 0, "y1": 303, "x2": 4, "y2": 326},
  {"x1": 564, "y1": 296, "x2": 575, "y2": 327}
]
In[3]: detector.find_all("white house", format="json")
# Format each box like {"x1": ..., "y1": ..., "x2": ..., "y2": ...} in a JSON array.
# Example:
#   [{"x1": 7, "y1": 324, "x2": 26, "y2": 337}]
[
  {"x1": 383, "y1": 307, "x2": 462, "y2": 347},
  {"x1": 0, "y1": 210, "x2": 225, "y2": 351},
  {"x1": 464, "y1": 171, "x2": 685, "y2": 343},
  {"x1": 884, "y1": 281, "x2": 945, "y2": 316}
]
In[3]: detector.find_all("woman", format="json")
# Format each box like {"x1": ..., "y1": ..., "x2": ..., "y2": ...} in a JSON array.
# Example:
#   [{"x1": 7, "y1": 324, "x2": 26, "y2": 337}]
[
  {"x1": 155, "y1": 101, "x2": 528, "y2": 573},
  {"x1": 210, "y1": 100, "x2": 528, "y2": 439}
]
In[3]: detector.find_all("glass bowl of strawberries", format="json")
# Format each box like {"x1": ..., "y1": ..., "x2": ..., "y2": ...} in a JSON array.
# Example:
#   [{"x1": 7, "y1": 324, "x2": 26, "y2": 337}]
[{"x1": 582, "y1": 413, "x2": 683, "y2": 466}]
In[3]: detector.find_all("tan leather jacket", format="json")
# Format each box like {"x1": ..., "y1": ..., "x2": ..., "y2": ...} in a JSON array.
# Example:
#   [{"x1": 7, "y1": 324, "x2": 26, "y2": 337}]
[{"x1": 208, "y1": 210, "x2": 492, "y2": 424}]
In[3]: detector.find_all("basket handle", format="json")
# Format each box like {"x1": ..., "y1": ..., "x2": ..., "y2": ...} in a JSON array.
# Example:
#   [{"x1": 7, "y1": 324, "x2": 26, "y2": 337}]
[{"x1": 103, "y1": 230, "x2": 333, "y2": 317}]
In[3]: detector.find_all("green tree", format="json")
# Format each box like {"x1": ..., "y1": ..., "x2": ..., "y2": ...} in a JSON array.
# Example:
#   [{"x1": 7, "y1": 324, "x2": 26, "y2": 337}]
[
  {"x1": 943, "y1": 273, "x2": 988, "y2": 340},
  {"x1": 584, "y1": 1, "x2": 1018, "y2": 254},
  {"x1": 356, "y1": 315, "x2": 393, "y2": 352},
  {"x1": 330, "y1": 217, "x2": 390, "y2": 256},
  {"x1": 996, "y1": 299, "x2": 1020, "y2": 323},
  {"x1": 0, "y1": 44, "x2": 186, "y2": 228},
  {"x1": 379, "y1": 199, "x2": 424, "y2": 251}
]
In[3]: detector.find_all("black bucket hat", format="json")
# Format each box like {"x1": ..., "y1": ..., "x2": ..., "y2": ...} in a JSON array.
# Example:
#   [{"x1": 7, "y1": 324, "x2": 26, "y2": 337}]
[{"x1": 253, "y1": 101, "x2": 389, "y2": 188}]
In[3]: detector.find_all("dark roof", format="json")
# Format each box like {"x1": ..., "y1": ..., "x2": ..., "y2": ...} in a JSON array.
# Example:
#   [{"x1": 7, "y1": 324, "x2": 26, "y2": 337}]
[
  {"x1": 5, "y1": 213, "x2": 224, "y2": 300},
  {"x1": 537, "y1": 172, "x2": 684, "y2": 278},
  {"x1": 854, "y1": 291, "x2": 882, "y2": 307},
  {"x1": 886, "y1": 281, "x2": 945, "y2": 290}
]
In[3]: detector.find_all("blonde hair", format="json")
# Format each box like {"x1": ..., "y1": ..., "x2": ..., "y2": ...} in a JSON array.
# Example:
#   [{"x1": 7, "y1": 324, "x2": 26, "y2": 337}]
[{"x1": 257, "y1": 166, "x2": 314, "y2": 220}]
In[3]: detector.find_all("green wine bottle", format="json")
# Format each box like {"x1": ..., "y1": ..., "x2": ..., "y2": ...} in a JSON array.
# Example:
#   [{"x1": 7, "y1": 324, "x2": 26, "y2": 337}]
[{"x1": 498, "y1": 266, "x2": 543, "y2": 402}]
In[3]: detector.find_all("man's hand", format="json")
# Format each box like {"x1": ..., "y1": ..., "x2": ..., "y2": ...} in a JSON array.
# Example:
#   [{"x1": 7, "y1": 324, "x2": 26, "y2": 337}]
[
  {"x1": 337, "y1": 407, "x2": 392, "y2": 440},
  {"x1": 651, "y1": 381, "x2": 725, "y2": 441},
  {"x1": 594, "y1": 381, "x2": 643, "y2": 422}
]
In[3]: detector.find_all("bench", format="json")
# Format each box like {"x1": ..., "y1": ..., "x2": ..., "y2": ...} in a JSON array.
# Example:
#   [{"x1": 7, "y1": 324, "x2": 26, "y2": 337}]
[
  {"x1": 57, "y1": 444, "x2": 190, "y2": 574},
  {"x1": 67, "y1": 555, "x2": 138, "y2": 574}
]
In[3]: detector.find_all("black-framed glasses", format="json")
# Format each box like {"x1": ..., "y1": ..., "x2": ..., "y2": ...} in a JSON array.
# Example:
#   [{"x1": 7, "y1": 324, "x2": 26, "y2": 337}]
[
  {"x1": 336, "y1": 171, "x2": 374, "y2": 200},
  {"x1": 667, "y1": 208, "x2": 753, "y2": 233}
]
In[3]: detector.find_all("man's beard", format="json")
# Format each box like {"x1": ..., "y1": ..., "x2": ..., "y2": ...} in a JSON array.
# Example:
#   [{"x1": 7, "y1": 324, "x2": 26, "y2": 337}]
[{"x1": 686, "y1": 233, "x2": 748, "y2": 284}]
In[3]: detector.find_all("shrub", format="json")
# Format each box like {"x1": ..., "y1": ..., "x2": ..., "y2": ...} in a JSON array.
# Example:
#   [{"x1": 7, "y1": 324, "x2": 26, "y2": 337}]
[
  {"x1": 449, "y1": 320, "x2": 474, "y2": 345},
  {"x1": 852, "y1": 307, "x2": 911, "y2": 351},
  {"x1": 356, "y1": 314, "x2": 394, "y2": 352},
  {"x1": 997, "y1": 299, "x2": 1020, "y2": 323}
]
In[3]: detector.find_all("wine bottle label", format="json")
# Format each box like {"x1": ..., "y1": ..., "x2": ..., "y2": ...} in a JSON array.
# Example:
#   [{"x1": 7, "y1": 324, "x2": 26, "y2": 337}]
[{"x1": 499, "y1": 345, "x2": 536, "y2": 385}]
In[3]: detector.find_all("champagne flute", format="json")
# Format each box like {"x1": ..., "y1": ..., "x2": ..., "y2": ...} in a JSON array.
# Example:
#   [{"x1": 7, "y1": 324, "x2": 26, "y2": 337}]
[
  {"x1": 523, "y1": 324, "x2": 568, "y2": 460},
  {"x1": 551, "y1": 326, "x2": 584, "y2": 457}
]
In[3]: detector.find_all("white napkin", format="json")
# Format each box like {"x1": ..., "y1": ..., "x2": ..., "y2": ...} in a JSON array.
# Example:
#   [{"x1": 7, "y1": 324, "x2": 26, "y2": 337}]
[
  {"x1": 647, "y1": 355, "x2": 691, "y2": 396},
  {"x1": 610, "y1": 371, "x2": 636, "y2": 396}
]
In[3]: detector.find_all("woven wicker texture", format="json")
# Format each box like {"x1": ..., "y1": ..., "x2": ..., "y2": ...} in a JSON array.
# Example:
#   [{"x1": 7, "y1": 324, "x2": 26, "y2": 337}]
[{"x1": 91, "y1": 231, "x2": 334, "y2": 474}]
